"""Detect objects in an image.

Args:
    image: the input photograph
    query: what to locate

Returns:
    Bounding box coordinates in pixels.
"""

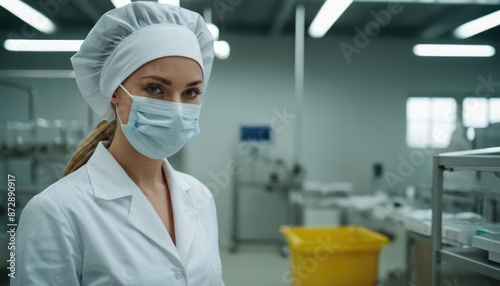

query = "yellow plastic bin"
[280,226,389,286]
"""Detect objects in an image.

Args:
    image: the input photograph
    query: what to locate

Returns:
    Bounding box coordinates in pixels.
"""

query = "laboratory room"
[1,0,500,285]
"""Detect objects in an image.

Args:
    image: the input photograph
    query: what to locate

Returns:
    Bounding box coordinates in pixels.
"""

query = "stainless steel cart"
[431,147,500,286]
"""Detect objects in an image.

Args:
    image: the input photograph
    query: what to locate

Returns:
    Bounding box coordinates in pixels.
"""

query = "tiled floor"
[220,244,401,286]
[221,244,290,286]
[220,242,494,286]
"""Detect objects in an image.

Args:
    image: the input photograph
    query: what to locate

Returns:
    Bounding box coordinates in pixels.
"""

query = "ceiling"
[0,0,499,42]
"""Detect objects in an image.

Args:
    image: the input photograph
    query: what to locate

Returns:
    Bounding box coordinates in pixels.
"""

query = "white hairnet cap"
[70,2,214,121]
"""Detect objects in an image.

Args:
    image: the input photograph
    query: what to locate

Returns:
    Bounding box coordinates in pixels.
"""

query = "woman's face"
[111,56,203,124]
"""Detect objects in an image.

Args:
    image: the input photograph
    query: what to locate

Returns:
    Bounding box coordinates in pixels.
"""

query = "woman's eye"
[145,85,163,95]
[185,89,201,99]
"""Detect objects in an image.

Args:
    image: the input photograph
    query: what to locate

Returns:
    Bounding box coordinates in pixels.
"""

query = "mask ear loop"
[116,105,125,126]
[119,84,134,100]
[115,84,134,126]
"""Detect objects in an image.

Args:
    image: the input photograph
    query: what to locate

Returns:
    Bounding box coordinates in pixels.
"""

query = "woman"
[12,2,224,285]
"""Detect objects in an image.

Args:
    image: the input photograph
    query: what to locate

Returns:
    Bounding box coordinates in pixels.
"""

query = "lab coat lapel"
[163,160,201,264]
[127,186,182,263]
[89,141,182,262]
[88,141,133,200]
[171,193,199,264]
[89,142,205,265]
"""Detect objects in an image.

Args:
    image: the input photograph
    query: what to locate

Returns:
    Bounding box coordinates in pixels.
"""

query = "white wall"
[185,35,500,245]
[1,35,499,245]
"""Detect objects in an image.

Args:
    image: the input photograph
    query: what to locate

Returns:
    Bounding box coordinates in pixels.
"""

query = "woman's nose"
[166,93,183,103]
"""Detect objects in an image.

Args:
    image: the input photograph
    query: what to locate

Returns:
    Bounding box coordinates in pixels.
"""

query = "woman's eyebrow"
[140,75,172,85]
[140,75,202,87]
[185,80,203,87]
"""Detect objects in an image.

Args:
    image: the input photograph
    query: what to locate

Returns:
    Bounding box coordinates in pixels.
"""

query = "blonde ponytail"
[63,119,117,176]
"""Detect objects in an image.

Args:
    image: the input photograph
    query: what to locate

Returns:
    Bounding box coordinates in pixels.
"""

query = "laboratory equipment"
[230,126,305,254]
[431,147,500,286]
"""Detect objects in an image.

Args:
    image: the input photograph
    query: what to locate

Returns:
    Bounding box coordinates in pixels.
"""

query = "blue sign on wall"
[240,126,271,142]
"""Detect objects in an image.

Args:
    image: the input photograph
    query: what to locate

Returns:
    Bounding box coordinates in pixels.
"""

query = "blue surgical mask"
[116,84,201,159]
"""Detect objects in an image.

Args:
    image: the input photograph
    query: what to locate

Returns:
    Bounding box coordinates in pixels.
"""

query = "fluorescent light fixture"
[413,44,495,57]
[454,10,500,39]
[308,0,353,38]
[4,39,83,52]
[206,23,219,41]
[214,40,230,60]
[111,0,130,8]
[0,0,56,34]
[158,0,180,6]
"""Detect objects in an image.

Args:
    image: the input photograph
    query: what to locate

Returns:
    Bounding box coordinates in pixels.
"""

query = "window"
[406,97,456,149]
[463,97,500,128]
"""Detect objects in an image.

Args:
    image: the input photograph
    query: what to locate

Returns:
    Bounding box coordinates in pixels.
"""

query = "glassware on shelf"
[4,122,16,153]
[0,123,6,153]
[35,118,51,153]
[9,121,36,154]
[52,119,67,152]
[66,120,86,151]
[2,118,88,156]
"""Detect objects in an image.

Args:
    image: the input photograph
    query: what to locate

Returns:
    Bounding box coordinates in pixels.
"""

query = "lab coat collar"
[88,141,133,200]
[88,141,194,200]
[162,153,211,212]
[87,141,204,264]
[162,157,190,193]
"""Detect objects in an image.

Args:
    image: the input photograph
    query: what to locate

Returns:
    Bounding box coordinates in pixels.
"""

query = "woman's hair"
[63,119,117,176]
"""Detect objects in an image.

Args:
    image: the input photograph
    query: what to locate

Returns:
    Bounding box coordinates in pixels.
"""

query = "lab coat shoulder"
[20,164,96,240]
[175,170,213,198]
[12,167,88,286]
[14,157,225,286]
[40,164,93,204]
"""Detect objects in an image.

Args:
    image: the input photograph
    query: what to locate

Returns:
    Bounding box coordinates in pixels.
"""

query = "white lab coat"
[11,141,224,286]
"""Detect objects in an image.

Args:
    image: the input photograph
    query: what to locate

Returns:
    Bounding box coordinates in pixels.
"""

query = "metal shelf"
[0,151,70,160]
[444,189,500,202]
[431,147,500,286]
[438,147,500,172]
[441,247,500,280]
[1,150,70,188]
[419,188,500,202]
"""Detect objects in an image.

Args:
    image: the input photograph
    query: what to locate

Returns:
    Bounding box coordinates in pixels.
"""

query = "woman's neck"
[107,126,165,193]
